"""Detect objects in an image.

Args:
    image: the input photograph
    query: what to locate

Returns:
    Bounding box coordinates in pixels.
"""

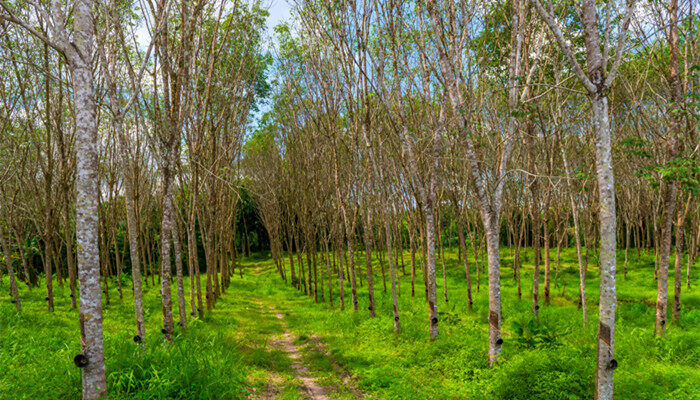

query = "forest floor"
[1,247,699,399]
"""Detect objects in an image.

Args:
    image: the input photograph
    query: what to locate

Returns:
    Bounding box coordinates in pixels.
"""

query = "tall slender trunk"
[515,213,524,298]
[287,236,296,287]
[654,0,682,336]
[386,208,400,334]
[624,220,630,279]
[65,220,77,308]
[635,222,641,261]
[363,212,375,317]
[424,187,439,341]
[188,211,204,318]
[70,1,107,393]
[591,93,617,400]
[673,197,691,322]
[484,218,502,366]
[656,183,676,336]
[470,229,480,293]
[114,115,146,340]
[531,206,541,317]
[409,230,416,297]
[346,229,357,310]
[172,218,187,329]
[325,240,333,306]
[337,237,345,310]
[44,240,55,311]
[0,228,21,311]
[687,230,696,289]
[561,140,587,322]
[399,229,406,275]
[555,230,563,287]
[99,211,110,306]
[438,218,448,303]
[298,242,306,293]
[456,219,473,311]
[159,159,176,341]
[544,211,551,304]
[11,227,31,289]
[113,231,123,299]
[656,0,682,336]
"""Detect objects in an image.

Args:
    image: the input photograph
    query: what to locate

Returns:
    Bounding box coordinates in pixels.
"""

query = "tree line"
[243,1,697,400]
[0,0,698,399]
[1,0,269,398]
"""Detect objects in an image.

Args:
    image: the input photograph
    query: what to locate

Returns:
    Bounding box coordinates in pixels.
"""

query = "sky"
[264,0,292,33]
[251,0,292,127]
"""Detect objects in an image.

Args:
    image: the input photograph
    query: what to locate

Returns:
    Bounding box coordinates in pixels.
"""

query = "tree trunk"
[424,187,439,341]
[70,1,108,393]
[656,181,676,336]
[438,217,448,303]
[160,165,175,341]
[0,227,21,311]
[188,182,204,318]
[385,208,400,334]
[410,230,416,297]
[65,221,77,308]
[561,139,587,322]
[44,241,55,312]
[337,238,345,311]
[673,197,691,322]
[624,220,630,279]
[484,219,502,366]
[456,219,473,311]
[687,230,695,289]
[591,93,617,400]
[531,206,541,317]
[11,227,31,289]
[544,211,551,304]
[172,218,187,329]
[515,213,524,298]
[363,212,375,318]
[113,114,146,339]
[657,0,683,334]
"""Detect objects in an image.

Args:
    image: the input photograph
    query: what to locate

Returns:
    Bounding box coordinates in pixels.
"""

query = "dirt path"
[248,300,332,400]
[270,308,330,400]
[247,268,366,400]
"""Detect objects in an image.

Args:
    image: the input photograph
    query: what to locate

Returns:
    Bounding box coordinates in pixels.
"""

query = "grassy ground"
[0,246,698,399]
[248,246,700,400]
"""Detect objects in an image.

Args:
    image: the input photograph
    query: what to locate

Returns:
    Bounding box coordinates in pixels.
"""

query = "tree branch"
[605,0,637,88]
[531,0,597,93]
[0,1,65,56]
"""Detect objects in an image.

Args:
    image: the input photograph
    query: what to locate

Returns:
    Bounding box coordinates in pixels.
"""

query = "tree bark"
[673,196,691,322]
[363,211,375,318]
[160,162,176,341]
[656,0,681,336]
[560,140,587,322]
[71,0,108,393]
[0,227,21,311]
[172,216,187,329]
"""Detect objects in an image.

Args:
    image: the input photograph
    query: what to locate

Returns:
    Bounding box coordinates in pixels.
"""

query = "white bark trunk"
[71,0,107,394]
[591,94,617,400]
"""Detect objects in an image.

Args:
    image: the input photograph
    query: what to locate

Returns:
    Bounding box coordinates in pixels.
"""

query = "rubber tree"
[533,0,636,398]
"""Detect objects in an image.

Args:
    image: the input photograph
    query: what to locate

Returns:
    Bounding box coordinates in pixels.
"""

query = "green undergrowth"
[0,275,255,399]
[1,246,698,399]
[245,246,700,400]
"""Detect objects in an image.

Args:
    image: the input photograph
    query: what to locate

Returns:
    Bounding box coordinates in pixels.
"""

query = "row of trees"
[0,0,697,399]
[243,1,698,400]
[0,0,269,398]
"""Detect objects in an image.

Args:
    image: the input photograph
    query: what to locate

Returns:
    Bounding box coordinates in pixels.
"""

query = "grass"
[247,246,700,400]
[0,246,698,399]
